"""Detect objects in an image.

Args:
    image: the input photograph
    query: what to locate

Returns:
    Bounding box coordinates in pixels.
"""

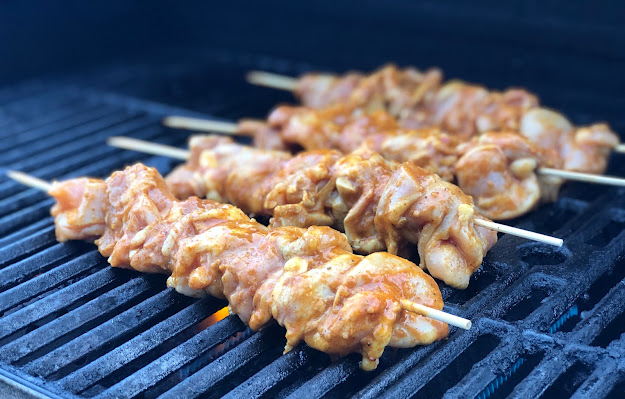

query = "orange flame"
[197,306,230,331]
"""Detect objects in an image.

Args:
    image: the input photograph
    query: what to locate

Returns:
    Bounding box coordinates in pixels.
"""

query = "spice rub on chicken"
[286,64,620,175]
[228,100,614,219]
[166,136,497,289]
[48,163,449,370]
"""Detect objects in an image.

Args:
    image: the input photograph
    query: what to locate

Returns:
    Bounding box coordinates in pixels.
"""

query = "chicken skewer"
[162,108,625,220]
[107,135,564,243]
[108,136,565,290]
[246,67,625,161]
[8,166,464,370]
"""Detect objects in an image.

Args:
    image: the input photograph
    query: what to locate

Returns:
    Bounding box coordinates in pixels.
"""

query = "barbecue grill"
[1,2,625,398]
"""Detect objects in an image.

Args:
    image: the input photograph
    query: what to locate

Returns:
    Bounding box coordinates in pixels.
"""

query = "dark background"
[1,0,624,131]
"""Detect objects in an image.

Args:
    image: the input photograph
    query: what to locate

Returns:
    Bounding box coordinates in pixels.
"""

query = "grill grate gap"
[446,264,501,305]
[605,377,625,399]
[538,361,592,398]
[207,346,286,399]
[590,307,625,348]
[521,198,587,236]
[0,104,118,156]
[504,288,551,322]
[558,258,625,333]
[412,334,501,399]
[0,96,92,139]
[0,199,55,238]
[59,298,221,396]
[95,316,247,399]
[588,217,625,247]
[518,244,568,266]
[475,352,544,399]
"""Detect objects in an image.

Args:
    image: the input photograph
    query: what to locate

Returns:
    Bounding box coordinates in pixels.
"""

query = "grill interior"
[2,33,625,399]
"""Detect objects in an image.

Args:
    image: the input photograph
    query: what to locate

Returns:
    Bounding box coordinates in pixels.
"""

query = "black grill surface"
[1,53,625,399]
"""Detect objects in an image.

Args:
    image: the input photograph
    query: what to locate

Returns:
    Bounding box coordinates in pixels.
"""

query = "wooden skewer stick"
[246,71,298,91]
[538,168,625,187]
[6,170,471,330]
[7,170,53,191]
[163,116,240,135]
[107,137,190,160]
[107,136,564,247]
[400,300,471,330]
[614,144,625,154]
[473,219,562,247]
[160,116,625,189]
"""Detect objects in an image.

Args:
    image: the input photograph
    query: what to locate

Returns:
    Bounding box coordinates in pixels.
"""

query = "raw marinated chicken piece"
[520,108,619,174]
[455,132,563,220]
[355,127,460,182]
[239,103,399,153]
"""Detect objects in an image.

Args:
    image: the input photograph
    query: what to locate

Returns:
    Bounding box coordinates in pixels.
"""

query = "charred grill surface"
[0,54,624,398]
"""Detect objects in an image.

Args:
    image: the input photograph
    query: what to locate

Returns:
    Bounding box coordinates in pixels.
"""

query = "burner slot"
[410,334,500,398]
[538,361,592,398]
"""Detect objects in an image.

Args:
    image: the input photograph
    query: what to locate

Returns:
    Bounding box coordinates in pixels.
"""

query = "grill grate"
[1,54,625,398]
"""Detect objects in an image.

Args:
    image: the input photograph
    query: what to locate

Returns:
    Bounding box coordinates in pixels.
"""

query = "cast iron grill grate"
[1,54,624,398]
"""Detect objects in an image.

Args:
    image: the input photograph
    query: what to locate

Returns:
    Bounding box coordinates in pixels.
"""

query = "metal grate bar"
[0,225,56,267]
[0,82,52,106]
[355,328,478,399]
[0,90,82,125]
[0,199,53,238]
[35,131,163,183]
[286,357,359,398]
[8,114,154,172]
[0,116,158,201]
[0,278,154,364]
[97,315,246,399]
[1,108,131,162]
[570,357,621,399]
[0,251,105,315]
[0,102,108,148]
[25,287,183,379]
[0,189,52,219]
[0,266,118,341]
[156,328,275,399]
[222,345,318,399]
[25,121,163,181]
[0,243,90,292]
[0,96,91,137]
[0,216,53,247]
[60,298,221,394]
[572,281,625,345]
